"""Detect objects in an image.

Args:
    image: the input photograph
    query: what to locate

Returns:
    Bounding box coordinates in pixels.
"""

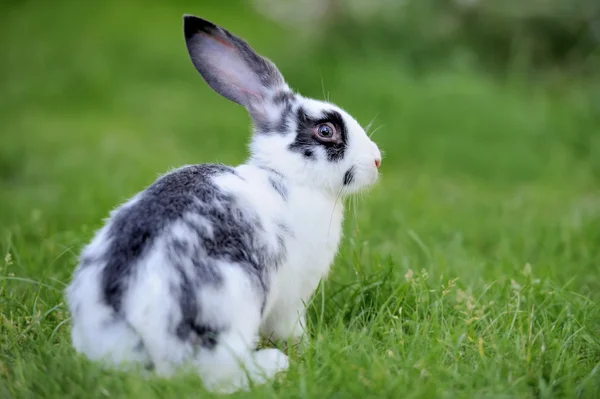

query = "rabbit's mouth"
[340,164,380,195]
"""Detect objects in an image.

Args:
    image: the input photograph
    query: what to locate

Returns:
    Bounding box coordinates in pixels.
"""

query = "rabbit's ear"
[183,15,286,123]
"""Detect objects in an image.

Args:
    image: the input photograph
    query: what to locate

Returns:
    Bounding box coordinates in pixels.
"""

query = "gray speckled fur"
[94,164,283,345]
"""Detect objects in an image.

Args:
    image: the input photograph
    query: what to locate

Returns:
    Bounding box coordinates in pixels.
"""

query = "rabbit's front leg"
[260,301,308,349]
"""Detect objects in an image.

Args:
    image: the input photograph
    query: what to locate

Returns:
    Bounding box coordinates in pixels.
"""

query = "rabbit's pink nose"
[375,159,381,168]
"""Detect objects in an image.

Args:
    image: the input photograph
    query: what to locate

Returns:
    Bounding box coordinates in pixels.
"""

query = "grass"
[1,0,599,398]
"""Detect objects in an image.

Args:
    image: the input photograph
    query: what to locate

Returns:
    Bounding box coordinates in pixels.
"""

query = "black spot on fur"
[274,221,292,265]
[276,104,293,133]
[303,149,314,159]
[132,339,154,370]
[343,167,355,186]
[193,324,220,349]
[258,165,284,177]
[80,254,96,267]
[134,339,145,353]
[289,107,348,161]
[272,90,295,106]
[276,221,293,236]
[176,321,220,350]
[259,165,290,201]
[269,176,288,200]
[254,91,295,134]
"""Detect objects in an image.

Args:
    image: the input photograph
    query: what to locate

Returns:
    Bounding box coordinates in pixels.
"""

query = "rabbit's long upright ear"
[183,15,286,123]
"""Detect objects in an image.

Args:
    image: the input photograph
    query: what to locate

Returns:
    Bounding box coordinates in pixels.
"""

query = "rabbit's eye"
[315,123,336,140]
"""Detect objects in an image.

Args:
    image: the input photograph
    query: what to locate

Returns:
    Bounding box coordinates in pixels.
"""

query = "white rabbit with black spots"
[66,14,382,393]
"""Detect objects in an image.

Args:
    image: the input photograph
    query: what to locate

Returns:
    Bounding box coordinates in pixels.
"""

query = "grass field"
[1,1,599,398]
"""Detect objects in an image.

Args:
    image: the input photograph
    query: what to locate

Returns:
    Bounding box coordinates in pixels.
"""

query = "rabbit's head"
[184,15,381,196]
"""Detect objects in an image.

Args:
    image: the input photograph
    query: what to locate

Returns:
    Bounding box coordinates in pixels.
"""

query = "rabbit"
[65,14,382,393]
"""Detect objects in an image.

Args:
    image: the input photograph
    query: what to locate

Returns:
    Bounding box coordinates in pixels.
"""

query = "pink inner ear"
[196,30,265,106]
[199,31,235,50]
[208,59,261,99]
[230,80,262,99]
[198,32,262,101]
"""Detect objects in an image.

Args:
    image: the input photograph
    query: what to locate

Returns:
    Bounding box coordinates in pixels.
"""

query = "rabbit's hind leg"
[191,264,289,393]
[67,265,151,371]
[125,261,288,392]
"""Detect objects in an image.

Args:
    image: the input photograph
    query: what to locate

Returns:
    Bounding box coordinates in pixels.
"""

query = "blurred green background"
[1,0,599,398]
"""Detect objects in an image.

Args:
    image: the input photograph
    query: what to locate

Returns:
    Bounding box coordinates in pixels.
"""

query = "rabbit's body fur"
[66,15,381,393]
[68,163,342,391]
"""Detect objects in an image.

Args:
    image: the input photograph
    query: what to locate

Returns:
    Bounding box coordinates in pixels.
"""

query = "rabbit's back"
[100,164,234,310]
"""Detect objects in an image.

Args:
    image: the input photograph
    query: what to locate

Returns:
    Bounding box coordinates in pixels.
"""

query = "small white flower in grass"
[404,269,413,281]
[523,263,532,276]
[510,279,522,291]
[456,288,467,303]
[413,359,430,378]
[4,252,12,266]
